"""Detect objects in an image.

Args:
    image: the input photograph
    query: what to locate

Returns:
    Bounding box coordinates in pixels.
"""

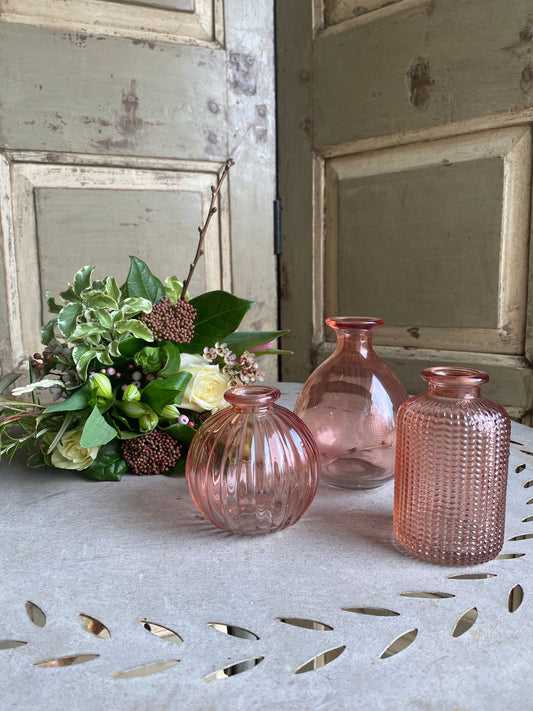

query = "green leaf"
[44,384,90,413]
[142,372,192,414]
[118,337,150,358]
[41,319,57,345]
[27,452,46,468]
[45,292,62,314]
[189,291,254,347]
[160,422,196,444]
[119,297,152,317]
[73,266,95,296]
[83,291,118,310]
[70,323,106,340]
[121,320,154,341]
[125,256,165,303]
[222,330,289,357]
[105,276,121,303]
[57,303,82,338]
[74,349,98,380]
[94,309,113,330]
[80,405,117,448]
[159,342,181,376]
[59,285,80,302]
[0,373,21,395]
[164,276,188,303]
[84,440,127,481]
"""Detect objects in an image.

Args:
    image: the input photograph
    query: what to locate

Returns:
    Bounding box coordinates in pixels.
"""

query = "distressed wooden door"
[278,0,533,420]
[0,1,277,376]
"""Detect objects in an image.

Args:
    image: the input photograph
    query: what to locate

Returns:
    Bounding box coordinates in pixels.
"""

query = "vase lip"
[421,366,489,385]
[326,316,384,331]
[224,385,281,406]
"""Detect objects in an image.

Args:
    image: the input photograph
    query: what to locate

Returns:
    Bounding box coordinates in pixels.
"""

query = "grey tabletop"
[1,382,532,711]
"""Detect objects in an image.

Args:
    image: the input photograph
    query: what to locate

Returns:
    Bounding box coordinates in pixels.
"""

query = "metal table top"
[1,383,532,710]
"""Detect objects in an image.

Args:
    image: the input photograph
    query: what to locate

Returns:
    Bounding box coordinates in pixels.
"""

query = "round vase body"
[294,317,407,489]
[186,386,319,535]
[393,367,511,565]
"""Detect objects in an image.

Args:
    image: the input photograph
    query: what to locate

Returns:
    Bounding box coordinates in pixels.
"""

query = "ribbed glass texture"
[393,367,511,565]
[294,317,407,489]
[186,386,320,535]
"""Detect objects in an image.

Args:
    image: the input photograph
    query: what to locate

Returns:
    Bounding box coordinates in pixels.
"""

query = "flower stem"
[180,158,234,298]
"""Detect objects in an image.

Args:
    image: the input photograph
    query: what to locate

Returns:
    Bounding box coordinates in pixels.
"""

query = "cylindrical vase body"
[294,317,407,489]
[394,367,511,565]
[186,386,319,535]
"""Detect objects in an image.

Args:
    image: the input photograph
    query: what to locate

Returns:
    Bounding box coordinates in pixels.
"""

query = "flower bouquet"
[0,161,288,480]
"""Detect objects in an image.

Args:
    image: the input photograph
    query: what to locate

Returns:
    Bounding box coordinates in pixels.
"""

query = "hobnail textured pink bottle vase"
[294,317,407,489]
[394,367,511,565]
[186,385,320,535]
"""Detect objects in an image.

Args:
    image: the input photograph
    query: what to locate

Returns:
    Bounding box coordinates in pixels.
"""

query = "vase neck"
[327,317,383,359]
[422,367,488,400]
[224,385,280,412]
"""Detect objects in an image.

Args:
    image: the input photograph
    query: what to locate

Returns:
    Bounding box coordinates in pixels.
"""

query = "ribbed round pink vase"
[394,367,511,565]
[294,317,407,489]
[186,385,319,535]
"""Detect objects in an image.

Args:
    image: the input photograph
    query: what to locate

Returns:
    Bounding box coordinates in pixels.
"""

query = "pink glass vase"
[186,385,319,535]
[393,367,511,565]
[294,317,407,489]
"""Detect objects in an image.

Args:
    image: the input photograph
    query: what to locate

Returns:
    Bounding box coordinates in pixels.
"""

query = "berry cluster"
[120,430,182,476]
[141,297,196,343]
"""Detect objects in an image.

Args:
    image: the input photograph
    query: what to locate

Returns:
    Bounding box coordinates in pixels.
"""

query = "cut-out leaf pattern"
[0,640,27,650]
[511,439,524,445]
[521,450,533,457]
[292,645,345,674]
[522,516,533,523]
[140,621,183,644]
[380,629,418,659]
[399,591,454,599]
[515,464,527,473]
[448,573,496,580]
[523,480,533,488]
[78,613,111,639]
[203,656,264,681]
[452,608,478,637]
[508,533,533,541]
[341,607,400,616]
[508,584,524,612]
[496,553,526,559]
[25,601,46,628]
[527,498,533,505]
[277,617,333,631]
[113,660,180,678]
[207,622,259,640]
[34,654,99,667]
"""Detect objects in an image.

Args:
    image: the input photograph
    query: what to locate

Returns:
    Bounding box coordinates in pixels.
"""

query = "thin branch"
[180,158,234,298]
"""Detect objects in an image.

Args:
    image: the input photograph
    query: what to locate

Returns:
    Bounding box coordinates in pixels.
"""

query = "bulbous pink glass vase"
[294,317,407,489]
[394,367,511,565]
[186,385,319,535]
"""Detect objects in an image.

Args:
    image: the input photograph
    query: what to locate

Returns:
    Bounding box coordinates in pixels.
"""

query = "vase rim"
[421,366,489,385]
[326,316,384,330]
[224,385,281,406]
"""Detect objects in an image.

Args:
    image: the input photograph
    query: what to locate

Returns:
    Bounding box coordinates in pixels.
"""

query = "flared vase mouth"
[326,316,384,332]
[224,385,281,408]
[421,367,489,387]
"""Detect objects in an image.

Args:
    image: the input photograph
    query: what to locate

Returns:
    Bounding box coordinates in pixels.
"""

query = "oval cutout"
[78,613,111,639]
[203,656,264,681]
[516,464,527,473]
[452,607,478,637]
[523,480,533,488]
[34,654,99,668]
[25,601,46,628]
[508,533,533,541]
[207,622,259,640]
[140,621,183,644]
[520,450,533,457]
[448,573,496,580]
[380,629,418,659]
[0,640,27,650]
[497,553,526,560]
[114,660,180,678]
[527,498,533,505]
[293,645,345,674]
[341,607,400,617]
[277,617,333,631]
[399,591,454,599]
[508,584,524,612]
[522,516,533,523]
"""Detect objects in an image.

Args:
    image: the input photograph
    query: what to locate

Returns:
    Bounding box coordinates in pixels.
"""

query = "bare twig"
[180,158,234,298]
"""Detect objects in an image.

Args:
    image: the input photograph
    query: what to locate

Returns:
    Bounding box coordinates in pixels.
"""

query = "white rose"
[179,353,231,413]
[51,427,99,471]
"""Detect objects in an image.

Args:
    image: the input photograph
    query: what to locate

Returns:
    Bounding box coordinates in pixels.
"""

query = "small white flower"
[11,379,63,396]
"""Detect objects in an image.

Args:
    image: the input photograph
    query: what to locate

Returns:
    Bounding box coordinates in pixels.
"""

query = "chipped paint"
[406,57,433,109]
[229,52,257,96]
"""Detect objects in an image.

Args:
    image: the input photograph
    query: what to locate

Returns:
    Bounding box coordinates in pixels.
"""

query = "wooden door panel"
[278,0,533,419]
